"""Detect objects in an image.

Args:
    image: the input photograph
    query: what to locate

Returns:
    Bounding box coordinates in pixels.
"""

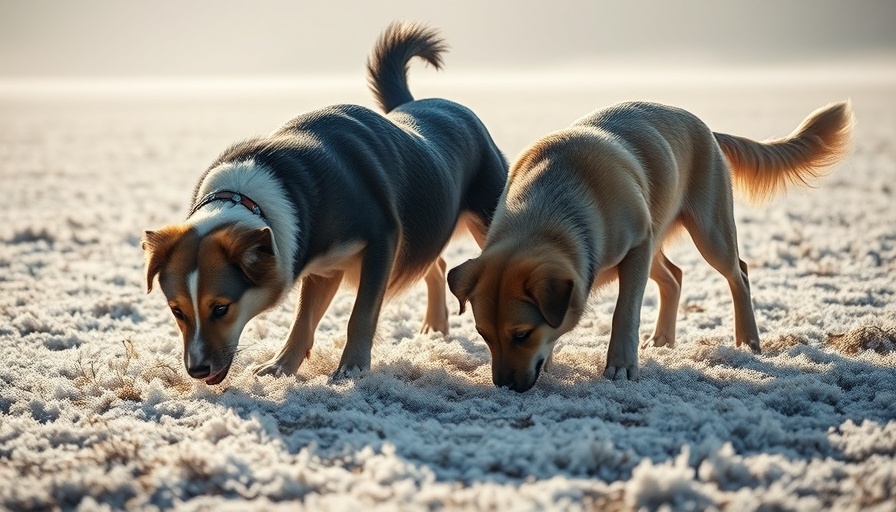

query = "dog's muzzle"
[495,357,545,393]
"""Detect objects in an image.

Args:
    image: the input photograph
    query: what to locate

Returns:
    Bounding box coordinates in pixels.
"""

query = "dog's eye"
[171,307,186,320]
[511,330,532,344]
[211,304,230,319]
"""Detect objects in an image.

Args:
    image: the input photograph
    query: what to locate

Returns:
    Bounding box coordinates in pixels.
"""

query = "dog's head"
[142,223,285,384]
[448,245,580,392]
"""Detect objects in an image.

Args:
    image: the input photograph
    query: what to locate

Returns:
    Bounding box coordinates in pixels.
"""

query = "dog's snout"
[187,364,211,379]
[512,380,535,393]
[494,370,541,393]
[492,369,512,390]
[493,374,528,393]
[186,341,212,379]
[502,380,533,393]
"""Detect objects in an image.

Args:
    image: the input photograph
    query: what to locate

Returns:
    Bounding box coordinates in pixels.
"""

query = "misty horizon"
[2,0,895,80]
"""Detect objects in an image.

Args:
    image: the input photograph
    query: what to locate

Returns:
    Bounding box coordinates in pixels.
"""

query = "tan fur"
[449,100,854,391]
[716,101,854,202]
[142,224,194,294]
[143,224,285,384]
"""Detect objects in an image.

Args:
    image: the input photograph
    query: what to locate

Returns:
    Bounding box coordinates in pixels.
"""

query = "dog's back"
[495,102,712,267]
[366,20,507,202]
[508,100,853,246]
[570,100,853,208]
[364,21,508,284]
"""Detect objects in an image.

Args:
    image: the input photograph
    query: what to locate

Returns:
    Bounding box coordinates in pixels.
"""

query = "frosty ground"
[1,76,895,510]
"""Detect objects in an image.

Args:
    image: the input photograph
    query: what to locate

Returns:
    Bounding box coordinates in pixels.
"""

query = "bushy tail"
[714,101,854,202]
[367,21,447,113]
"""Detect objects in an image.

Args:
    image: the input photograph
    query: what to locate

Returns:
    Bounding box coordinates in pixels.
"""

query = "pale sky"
[1,0,894,78]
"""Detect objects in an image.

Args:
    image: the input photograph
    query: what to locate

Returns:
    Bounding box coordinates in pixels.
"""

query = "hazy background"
[2,5,895,507]
[2,0,895,80]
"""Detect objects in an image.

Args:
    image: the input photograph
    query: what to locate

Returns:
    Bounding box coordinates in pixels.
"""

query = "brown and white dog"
[448,100,853,391]
[142,21,507,384]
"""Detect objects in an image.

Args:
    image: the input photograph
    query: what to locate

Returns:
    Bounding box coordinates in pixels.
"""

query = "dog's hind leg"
[254,272,344,377]
[641,252,682,349]
[730,259,761,354]
[683,170,762,354]
[421,257,449,334]
[464,214,489,248]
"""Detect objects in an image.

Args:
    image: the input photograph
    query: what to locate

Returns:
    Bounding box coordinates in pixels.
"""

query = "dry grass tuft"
[114,339,141,401]
[583,489,627,512]
[762,333,808,352]
[142,362,194,393]
[116,382,142,402]
[827,325,896,355]
[72,338,196,407]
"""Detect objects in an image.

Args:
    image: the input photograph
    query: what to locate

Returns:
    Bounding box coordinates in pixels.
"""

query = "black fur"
[186,21,508,374]
[367,21,447,113]
[195,98,507,285]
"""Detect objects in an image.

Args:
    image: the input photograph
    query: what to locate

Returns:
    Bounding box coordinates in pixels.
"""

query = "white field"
[1,74,895,511]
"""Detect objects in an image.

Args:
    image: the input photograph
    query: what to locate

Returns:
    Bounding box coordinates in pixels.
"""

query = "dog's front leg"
[255,272,344,377]
[604,242,653,381]
[334,241,396,377]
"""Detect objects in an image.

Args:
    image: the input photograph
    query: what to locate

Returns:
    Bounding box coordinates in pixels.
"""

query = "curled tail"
[367,21,447,113]
[714,101,855,202]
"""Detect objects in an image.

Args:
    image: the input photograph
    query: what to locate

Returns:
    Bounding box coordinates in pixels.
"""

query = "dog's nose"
[494,372,537,393]
[187,364,211,379]
[493,374,517,391]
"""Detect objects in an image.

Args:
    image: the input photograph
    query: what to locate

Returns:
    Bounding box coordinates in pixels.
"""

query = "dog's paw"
[253,358,300,378]
[332,349,371,381]
[736,337,762,355]
[330,364,366,382]
[420,318,449,335]
[640,334,675,350]
[603,364,640,381]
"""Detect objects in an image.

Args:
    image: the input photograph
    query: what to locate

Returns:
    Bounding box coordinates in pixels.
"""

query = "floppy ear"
[526,265,575,328]
[223,226,278,285]
[141,225,189,293]
[447,258,483,314]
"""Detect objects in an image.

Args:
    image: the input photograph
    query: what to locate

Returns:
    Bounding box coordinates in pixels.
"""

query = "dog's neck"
[190,190,267,222]
[189,160,303,284]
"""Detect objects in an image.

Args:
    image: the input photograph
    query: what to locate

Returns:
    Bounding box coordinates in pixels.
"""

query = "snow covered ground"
[1,76,895,510]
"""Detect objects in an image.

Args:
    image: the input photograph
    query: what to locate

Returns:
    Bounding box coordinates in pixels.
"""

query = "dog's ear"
[447,258,483,314]
[526,265,575,328]
[223,226,279,286]
[141,225,188,293]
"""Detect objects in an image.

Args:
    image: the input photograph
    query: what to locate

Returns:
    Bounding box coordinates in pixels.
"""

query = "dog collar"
[190,191,266,221]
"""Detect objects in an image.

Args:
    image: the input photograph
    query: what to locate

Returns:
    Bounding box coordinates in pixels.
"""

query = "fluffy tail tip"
[724,99,855,203]
[366,20,447,113]
[797,99,855,165]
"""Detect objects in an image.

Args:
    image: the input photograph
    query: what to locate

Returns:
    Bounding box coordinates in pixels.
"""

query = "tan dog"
[142,22,507,384]
[448,100,853,391]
